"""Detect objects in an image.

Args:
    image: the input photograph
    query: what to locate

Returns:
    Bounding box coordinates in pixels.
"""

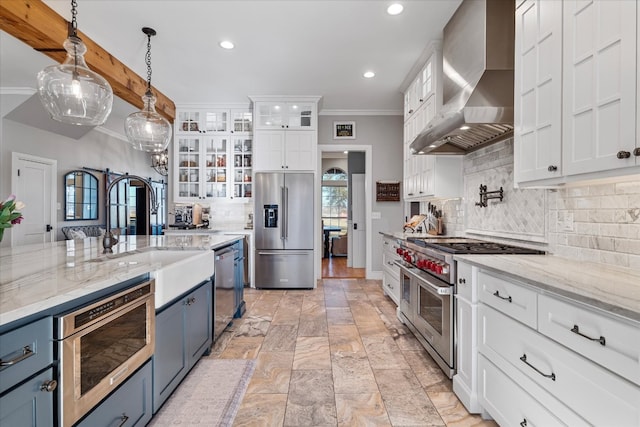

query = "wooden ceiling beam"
[0,0,176,122]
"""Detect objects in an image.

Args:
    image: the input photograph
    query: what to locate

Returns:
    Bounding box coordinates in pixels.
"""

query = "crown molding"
[319,109,402,116]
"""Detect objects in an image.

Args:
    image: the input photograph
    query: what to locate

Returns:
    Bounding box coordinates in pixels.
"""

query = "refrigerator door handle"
[284,186,289,239]
[280,186,286,240]
[257,251,311,256]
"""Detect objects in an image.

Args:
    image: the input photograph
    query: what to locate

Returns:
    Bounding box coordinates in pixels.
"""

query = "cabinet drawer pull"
[117,413,129,427]
[520,419,527,427]
[520,354,555,381]
[386,283,394,289]
[570,324,606,346]
[617,150,631,159]
[40,380,57,392]
[493,290,512,303]
[185,297,196,306]
[634,148,640,157]
[0,345,34,366]
[547,165,557,172]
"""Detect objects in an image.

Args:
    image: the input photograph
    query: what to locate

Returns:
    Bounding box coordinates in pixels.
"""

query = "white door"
[350,174,365,268]
[11,153,57,246]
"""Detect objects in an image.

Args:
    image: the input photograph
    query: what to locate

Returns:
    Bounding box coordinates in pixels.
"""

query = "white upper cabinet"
[251,96,320,172]
[253,130,316,171]
[402,42,458,200]
[562,0,637,176]
[515,0,640,186]
[254,101,317,130]
[174,106,253,201]
[514,0,563,183]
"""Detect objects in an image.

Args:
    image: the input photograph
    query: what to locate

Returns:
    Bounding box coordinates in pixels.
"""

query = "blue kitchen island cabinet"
[77,361,152,427]
[0,317,54,427]
[153,280,213,413]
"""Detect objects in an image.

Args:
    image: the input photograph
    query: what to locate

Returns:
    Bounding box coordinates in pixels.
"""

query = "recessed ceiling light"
[460,125,470,130]
[219,40,234,49]
[428,144,437,148]
[343,151,349,154]
[363,71,375,78]
[387,3,404,15]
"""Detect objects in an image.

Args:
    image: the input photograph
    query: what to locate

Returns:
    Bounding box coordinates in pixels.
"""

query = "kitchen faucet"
[103,174,158,253]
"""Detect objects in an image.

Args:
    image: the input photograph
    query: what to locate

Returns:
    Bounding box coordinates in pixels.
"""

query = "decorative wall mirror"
[65,170,99,220]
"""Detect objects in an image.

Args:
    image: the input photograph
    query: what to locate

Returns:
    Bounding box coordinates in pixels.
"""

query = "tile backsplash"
[418,138,640,268]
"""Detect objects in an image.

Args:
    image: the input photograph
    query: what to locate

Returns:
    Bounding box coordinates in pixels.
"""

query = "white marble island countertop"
[0,234,243,328]
[454,254,640,323]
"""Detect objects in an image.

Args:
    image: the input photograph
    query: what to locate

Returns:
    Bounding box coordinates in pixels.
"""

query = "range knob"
[434,264,443,274]
[396,248,404,256]
[417,259,427,268]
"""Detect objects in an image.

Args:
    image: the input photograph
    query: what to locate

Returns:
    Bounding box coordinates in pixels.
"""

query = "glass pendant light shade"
[37,36,113,126]
[125,27,172,153]
[125,92,172,152]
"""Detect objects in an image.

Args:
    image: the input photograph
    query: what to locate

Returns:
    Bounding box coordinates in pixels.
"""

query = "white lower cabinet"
[478,355,583,427]
[453,261,483,413]
[537,294,640,386]
[475,276,640,427]
[381,235,401,305]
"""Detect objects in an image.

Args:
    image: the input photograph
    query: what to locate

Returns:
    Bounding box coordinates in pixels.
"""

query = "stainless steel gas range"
[394,237,543,378]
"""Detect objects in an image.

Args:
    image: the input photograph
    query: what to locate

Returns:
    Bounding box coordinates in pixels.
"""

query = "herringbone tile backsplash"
[463,139,546,243]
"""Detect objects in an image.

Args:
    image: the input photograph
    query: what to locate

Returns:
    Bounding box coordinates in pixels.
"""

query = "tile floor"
[208,278,498,427]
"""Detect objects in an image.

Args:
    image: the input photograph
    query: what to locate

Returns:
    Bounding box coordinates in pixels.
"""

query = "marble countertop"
[0,234,243,327]
[455,254,640,323]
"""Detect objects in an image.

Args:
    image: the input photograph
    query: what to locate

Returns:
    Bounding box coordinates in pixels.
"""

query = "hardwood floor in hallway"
[322,256,366,278]
[208,279,498,426]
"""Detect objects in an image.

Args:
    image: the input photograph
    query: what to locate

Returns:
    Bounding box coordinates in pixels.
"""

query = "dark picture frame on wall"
[333,121,356,139]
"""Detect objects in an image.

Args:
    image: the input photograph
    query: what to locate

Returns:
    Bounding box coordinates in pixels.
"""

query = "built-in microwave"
[56,280,155,427]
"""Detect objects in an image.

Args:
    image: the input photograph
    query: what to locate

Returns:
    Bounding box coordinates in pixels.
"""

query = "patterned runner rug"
[149,358,256,427]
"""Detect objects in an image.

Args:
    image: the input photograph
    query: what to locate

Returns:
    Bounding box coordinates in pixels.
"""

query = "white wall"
[0,93,165,244]
[318,115,404,271]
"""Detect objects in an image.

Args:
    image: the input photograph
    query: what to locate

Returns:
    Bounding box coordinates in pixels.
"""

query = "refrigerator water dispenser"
[264,204,278,228]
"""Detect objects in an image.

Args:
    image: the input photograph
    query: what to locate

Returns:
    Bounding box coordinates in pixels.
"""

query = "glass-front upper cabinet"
[204,137,228,198]
[231,109,253,133]
[232,137,252,199]
[176,109,229,134]
[175,105,253,202]
[176,136,201,199]
[254,101,317,130]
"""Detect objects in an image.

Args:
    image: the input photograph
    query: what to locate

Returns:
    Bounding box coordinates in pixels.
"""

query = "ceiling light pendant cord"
[145,31,153,105]
[70,0,79,76]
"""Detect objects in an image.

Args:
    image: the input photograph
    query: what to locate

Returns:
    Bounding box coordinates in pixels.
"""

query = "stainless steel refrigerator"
[254,172,314,289]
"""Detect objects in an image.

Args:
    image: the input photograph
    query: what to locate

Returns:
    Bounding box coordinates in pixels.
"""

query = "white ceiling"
[1,0,462,114]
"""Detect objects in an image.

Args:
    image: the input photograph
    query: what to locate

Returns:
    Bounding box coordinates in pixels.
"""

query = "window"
[322,167,348,232]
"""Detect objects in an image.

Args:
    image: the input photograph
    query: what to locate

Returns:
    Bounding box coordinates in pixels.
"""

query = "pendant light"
[151,149,169,176]
[37,0,113,126]
[124,27,172,153]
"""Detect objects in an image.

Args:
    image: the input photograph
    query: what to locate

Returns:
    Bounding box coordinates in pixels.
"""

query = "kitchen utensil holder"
[475,184,504,208]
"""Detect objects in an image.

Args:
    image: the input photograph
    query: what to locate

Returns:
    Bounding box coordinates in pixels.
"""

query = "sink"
[107,248,215,309]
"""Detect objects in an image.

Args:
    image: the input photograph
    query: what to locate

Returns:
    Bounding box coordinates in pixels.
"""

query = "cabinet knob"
[458,278,466,284]
[117,414,130,427]
[547,165,557,172]
[40,380,57,392]
[617,150,631,159]
[419,99,424,103]
[634,148,640,157]
[408,109,414,114]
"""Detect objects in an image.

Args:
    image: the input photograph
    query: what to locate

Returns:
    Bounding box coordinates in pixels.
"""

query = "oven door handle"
[396,262,452,295]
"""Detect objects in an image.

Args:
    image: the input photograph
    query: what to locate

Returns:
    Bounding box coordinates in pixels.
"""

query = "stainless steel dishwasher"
[214,246,237,341]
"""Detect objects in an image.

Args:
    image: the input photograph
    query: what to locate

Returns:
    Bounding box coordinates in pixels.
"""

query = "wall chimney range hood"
[410,0,515,155]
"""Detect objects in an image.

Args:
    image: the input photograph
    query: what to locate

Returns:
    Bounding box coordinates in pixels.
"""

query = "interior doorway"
[318,147,370,279]
[10,152,57,246]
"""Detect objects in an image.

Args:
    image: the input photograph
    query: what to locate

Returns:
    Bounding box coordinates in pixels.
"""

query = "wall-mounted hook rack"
[475,184,504,208]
